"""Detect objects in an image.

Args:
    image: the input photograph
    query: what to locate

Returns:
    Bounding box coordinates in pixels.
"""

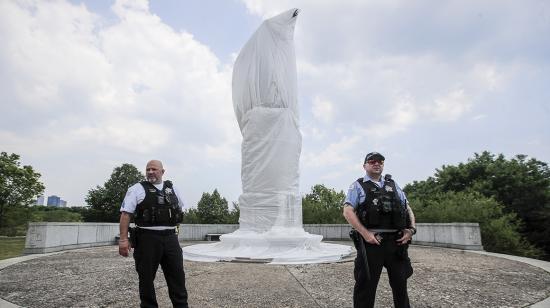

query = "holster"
[397,243,413,278]
[349,229,370,281]
[128,227,137,248]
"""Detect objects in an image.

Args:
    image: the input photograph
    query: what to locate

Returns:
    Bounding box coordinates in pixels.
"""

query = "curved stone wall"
[24,222,483,254]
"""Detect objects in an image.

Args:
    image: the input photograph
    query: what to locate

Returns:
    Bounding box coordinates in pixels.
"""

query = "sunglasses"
[366,160,384,165]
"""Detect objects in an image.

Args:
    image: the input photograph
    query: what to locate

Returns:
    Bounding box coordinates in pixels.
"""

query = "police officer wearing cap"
[343,152,416,308]
[119,160,188,308]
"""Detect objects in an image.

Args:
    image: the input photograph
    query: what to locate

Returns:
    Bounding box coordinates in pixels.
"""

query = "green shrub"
[0,206,31,236]
[0,205,83,236]
[409,191,541,258]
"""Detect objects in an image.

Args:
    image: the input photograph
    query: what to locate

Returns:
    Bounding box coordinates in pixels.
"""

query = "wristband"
[409,227,416,235]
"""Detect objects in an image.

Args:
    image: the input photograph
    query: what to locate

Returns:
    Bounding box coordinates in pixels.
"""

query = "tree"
[85,163,144,222]
[405,151,550,259]
[184,199,239,224]
[196,189,230,224]
[182,208,201,224]
[302,184,347,224]
[226,202,240,224]
[0,152,44,233]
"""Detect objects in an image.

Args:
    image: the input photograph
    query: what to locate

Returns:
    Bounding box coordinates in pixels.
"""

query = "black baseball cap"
[364,152,385,164]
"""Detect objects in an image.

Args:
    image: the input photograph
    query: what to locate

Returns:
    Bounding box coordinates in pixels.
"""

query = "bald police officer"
[119,160,188,308]
[343,152,416,308]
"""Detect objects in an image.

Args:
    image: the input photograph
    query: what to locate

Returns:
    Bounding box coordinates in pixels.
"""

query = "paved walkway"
[1,242,549,307]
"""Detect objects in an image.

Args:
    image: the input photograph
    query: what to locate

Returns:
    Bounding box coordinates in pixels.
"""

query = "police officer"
[119,160,188,308]
[343,152,416,308]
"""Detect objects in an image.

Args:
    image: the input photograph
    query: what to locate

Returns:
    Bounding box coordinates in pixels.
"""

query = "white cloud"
[72,118,171,153]
[0,0,237,146]
[239,0,295,19]
[430,89,471,122]
[0,0,239,205]
[471,114,487,121]
[311,96,335,124]
[1,1,105,109]
[302,135,360,168]
[364,94,419,139]
[1,0,549,206]
[472,63,502,91]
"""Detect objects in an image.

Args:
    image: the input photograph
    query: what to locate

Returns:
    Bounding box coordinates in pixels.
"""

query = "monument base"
[182,228,353,264]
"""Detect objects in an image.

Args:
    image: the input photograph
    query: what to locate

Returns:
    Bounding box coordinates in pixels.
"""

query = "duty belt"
[368,228,399,233]
[137,228,176,235]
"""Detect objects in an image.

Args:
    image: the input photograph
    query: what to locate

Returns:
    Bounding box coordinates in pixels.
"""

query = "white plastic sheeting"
[182,8,351,264]
[182,229,351,264]
[238,108,302,231]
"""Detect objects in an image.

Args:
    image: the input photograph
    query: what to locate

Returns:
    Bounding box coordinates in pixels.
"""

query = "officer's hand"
[118,239,131,257]
[362,230,380,245]
[397,229,412,245]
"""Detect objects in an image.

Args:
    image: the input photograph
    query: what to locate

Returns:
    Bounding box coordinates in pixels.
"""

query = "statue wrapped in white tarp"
[233,7,302,232]
[182,8,351,264]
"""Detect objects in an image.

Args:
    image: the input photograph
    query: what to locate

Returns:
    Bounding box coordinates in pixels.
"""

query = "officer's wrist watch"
[408,227,417,235]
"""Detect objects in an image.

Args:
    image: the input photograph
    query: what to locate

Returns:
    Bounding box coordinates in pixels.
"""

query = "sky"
[1,0,549,208]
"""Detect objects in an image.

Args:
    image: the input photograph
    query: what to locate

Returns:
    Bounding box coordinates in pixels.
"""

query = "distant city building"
[35,195,45,206]
[48,196,57,205]
[45,195,68,207]
[47,195,60,206]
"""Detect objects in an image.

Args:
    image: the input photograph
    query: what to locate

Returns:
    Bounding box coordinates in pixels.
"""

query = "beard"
[147,176,159,184]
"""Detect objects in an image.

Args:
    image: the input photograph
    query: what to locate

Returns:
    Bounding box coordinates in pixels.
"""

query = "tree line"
[1,151,549,259]
[403,151,549,259]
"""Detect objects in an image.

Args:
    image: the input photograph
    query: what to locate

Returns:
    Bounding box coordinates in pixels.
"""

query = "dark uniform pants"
[354,233,412,308]
[133,229,188,308]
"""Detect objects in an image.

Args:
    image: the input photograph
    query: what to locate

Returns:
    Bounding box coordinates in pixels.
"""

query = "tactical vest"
[356,175,408,230]
[134,180,183,227]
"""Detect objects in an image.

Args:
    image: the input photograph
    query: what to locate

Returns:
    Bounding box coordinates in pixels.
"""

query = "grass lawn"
[0,237,25,260]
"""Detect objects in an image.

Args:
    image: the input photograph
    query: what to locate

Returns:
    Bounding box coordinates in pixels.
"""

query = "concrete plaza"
[1,241,549,307]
